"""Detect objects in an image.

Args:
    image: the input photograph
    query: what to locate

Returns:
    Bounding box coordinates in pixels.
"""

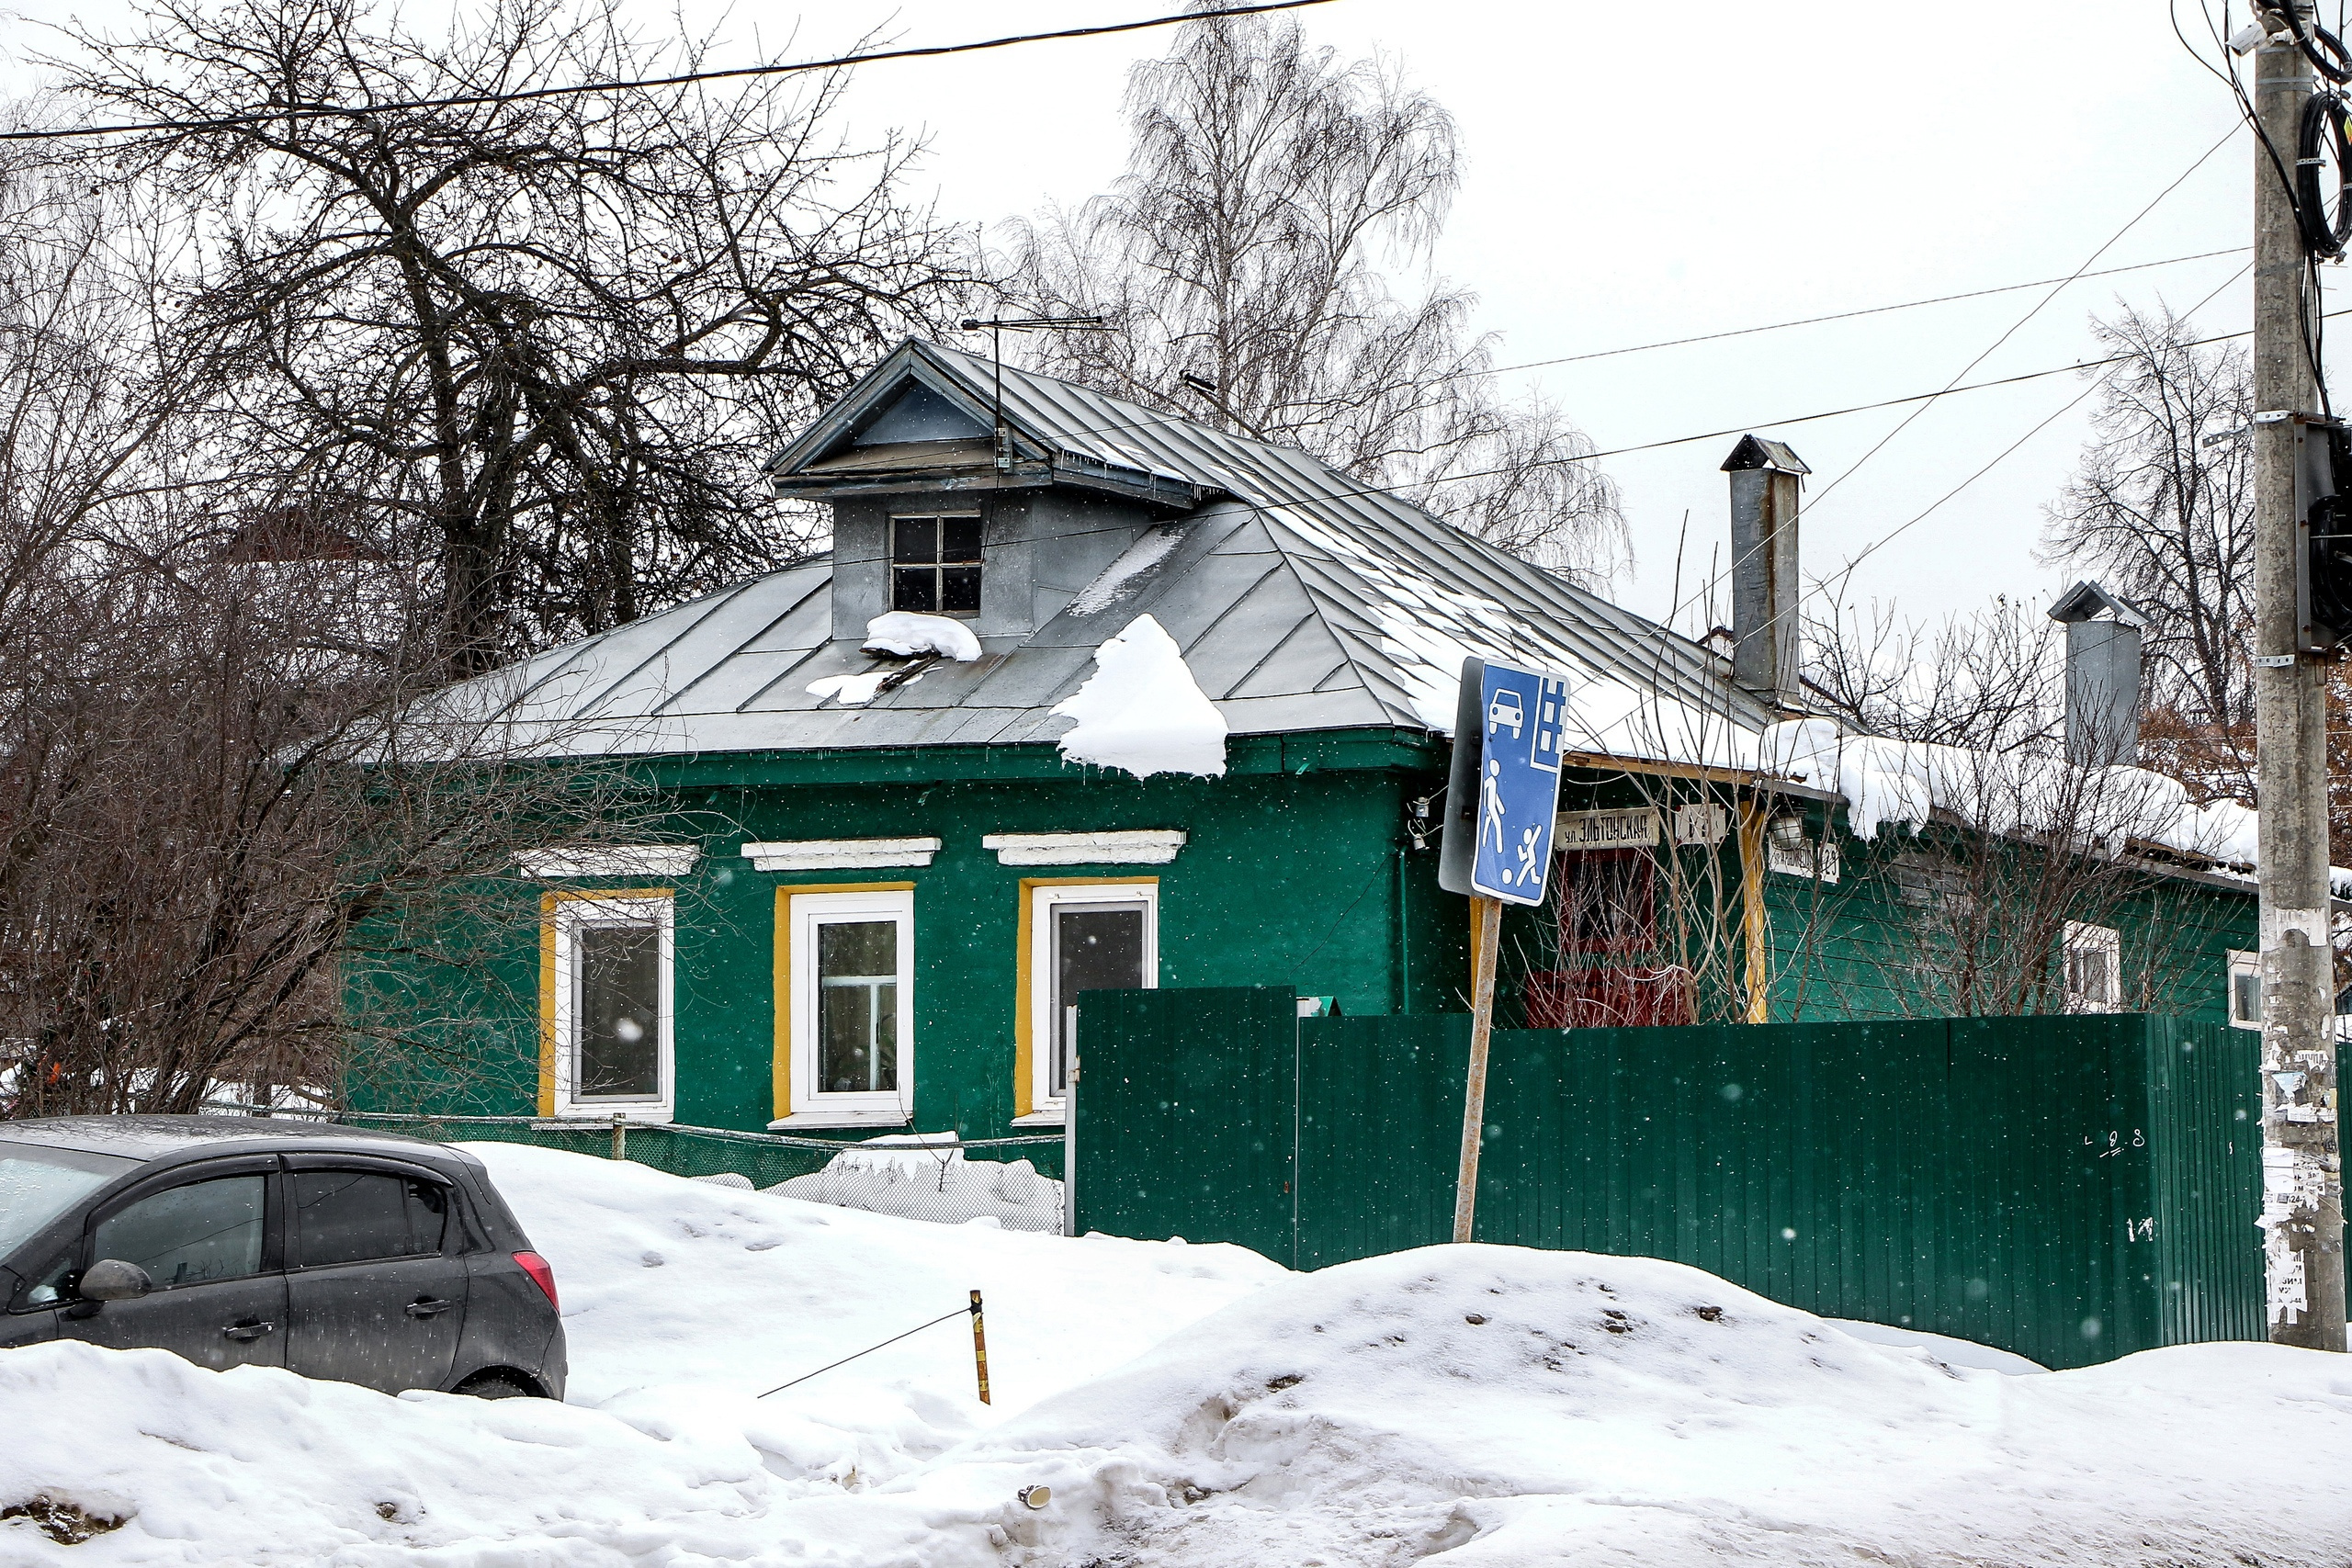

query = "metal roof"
[427,340,1776,767]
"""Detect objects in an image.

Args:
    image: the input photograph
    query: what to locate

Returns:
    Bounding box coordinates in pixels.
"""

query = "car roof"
[0,1115,473,1167]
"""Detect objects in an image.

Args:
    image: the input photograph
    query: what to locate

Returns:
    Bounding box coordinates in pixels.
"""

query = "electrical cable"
[0,0,1341,143]
[1790,123,2242,523]
[2299,92,2352,257]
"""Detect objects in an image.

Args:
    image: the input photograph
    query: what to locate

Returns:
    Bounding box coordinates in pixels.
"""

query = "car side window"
[22,1250,76,1307]
[291,1171,447,1268]
[89,1175,268,1289]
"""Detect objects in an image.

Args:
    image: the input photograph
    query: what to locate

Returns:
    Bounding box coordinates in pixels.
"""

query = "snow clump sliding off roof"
[862,611,982,662]
[1762,716,2262,867]
[1050,613,1228,779]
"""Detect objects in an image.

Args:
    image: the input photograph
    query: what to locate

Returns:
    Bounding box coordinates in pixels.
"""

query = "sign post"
[1435,656,1570,1243]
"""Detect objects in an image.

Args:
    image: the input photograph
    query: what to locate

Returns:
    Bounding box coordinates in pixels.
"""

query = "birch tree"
[1000,10,1625,584]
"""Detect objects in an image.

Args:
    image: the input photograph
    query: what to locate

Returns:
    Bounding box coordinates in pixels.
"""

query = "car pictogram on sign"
[1487,690,1524,739]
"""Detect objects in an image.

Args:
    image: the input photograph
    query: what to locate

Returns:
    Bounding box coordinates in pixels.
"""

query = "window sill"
[768,1111,910,1130]
[537,1109,674,1127]
[1010,1110,1066,1128]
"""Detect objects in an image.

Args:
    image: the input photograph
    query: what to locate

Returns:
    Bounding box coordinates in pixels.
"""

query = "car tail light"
[512,1251,559,1311]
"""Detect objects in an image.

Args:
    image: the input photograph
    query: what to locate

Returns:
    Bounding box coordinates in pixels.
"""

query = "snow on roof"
[1763,718,2262,870]
[409,340,1772,767]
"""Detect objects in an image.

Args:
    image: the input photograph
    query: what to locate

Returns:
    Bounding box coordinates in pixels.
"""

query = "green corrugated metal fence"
[1072,990,2265,1369]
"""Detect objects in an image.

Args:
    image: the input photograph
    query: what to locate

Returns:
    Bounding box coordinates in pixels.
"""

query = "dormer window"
[890,514,982,615]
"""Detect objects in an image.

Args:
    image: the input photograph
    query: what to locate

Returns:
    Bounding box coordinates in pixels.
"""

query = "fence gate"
[1071,987,2266,1370]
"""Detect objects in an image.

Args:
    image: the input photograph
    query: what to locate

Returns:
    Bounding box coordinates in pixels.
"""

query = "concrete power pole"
[2253,3,2346,1351]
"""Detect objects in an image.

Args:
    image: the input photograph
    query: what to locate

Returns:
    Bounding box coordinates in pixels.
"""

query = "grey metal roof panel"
[424,339,1779,767]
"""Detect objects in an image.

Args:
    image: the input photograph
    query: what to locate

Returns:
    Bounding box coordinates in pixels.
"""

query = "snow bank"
[1762,716,2262,864]
[478,1145,1275,1475]
[1049,613,1228,778]
[772,1137,1063,1233]
[905,1245,2352,1567]
[0,1149,1283,1564]
[0,1340,775,1562]
[15,1156,2351,1566]
[863,611,981,662]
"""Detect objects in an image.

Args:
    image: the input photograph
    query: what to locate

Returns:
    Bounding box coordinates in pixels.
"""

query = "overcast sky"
[1,0,2293,637]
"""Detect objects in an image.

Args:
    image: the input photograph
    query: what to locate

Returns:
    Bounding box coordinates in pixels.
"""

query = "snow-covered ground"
[6,1146,2351,1566]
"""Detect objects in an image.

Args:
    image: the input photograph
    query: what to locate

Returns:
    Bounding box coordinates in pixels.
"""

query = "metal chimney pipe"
[2046,581,2145,766]
[1721,434,1810,708]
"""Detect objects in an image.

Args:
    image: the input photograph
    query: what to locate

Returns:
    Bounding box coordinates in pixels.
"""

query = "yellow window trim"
[537,887,673,1119]
[1014,875,1159,1119]
[772,881,919,1122]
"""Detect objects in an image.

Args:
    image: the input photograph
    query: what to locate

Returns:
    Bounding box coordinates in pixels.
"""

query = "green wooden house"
[379,341,2262,1141]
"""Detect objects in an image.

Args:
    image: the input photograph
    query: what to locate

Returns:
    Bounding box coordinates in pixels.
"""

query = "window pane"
[891,517,936,564]
[578,921,660,1099]
[891,567,938,614]
[939,516,982,562]
[0,1143,130,1260]
[93,1176,266,1288]
[940,566,982,615]
[2235,968,2262,1022]
[293,1170,421,1267]
[819,919,899,1094]
[1054,906,1145,1097]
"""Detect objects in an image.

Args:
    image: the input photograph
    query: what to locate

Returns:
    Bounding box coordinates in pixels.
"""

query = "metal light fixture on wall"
[1767,811,1808,852]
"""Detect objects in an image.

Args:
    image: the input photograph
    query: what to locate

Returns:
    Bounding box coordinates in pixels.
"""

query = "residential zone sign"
[1437,656,1570,907]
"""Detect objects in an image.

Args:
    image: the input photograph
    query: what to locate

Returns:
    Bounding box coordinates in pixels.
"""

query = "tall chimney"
[2047,580,2146,766]
[1721,434,1809,708]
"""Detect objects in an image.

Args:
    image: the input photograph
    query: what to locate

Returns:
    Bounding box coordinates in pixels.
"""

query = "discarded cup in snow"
[1018,1485,1051,1510]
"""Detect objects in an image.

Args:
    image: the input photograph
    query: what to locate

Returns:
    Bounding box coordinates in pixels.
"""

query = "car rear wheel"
[453,1371,539,1400]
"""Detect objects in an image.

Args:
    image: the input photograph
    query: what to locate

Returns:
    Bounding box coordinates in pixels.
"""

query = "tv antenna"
[958,315,1104,472]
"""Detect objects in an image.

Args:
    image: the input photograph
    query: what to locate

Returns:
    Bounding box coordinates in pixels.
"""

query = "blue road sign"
[1469,659,1570,905]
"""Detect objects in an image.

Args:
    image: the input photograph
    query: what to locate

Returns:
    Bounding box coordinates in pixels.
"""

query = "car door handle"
[221,1319,276,1341]
[404,1298,458,1318]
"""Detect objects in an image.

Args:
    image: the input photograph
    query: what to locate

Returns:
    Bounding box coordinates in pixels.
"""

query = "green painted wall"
[353,732,2260,1137]
[357,731,1451,1138]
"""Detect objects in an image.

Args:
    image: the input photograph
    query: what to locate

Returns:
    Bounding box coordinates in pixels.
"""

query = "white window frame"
[783,888,915,1128]
[2064,920,2123,1014]
[2227,949,2261,1031]
[550,894,674,1122]
[1024,883,1159,1123]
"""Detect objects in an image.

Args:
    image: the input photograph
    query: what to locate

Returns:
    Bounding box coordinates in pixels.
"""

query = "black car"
[0,1116,565,1398]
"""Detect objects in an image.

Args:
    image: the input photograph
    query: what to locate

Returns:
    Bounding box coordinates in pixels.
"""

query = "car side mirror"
[79,1259,153,1302]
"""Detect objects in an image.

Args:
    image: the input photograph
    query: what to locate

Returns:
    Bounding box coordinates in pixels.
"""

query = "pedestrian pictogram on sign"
[1450,658,1569,906]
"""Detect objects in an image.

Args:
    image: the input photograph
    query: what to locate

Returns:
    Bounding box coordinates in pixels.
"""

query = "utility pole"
[2252,1,2346,1351]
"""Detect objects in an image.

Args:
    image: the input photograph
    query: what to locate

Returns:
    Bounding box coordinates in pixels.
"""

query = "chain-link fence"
[201,1105,1069,1233]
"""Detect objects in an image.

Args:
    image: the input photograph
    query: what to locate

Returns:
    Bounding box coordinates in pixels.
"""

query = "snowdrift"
[917,1245,2352,1567]
[770,1139,1063,1232]
[6,1150,2350,1566]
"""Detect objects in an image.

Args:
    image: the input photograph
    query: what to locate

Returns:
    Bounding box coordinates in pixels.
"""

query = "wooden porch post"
[1736,800,1770,1024]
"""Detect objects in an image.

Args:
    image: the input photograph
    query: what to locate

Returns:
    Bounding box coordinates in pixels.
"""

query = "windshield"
[0,1141,134,1260]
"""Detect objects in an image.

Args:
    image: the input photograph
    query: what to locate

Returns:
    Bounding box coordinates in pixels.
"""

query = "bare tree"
[2043,306,2255,798]
[53,0,967,674]
[998,11,1625,583]
[1804,596,2064,753]
[0,142,681,1118]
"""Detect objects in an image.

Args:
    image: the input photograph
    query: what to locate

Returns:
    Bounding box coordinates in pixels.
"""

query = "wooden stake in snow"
[970,1289,992,1405]
[1454,896,1502,1244]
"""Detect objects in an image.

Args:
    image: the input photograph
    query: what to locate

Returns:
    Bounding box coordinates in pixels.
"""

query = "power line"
[0,0,1341,143]
[1452,246,2250,385]
[1795,120,2244,522]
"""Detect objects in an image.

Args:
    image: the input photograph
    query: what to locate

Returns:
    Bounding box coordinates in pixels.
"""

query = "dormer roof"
[766,338,1218,511]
